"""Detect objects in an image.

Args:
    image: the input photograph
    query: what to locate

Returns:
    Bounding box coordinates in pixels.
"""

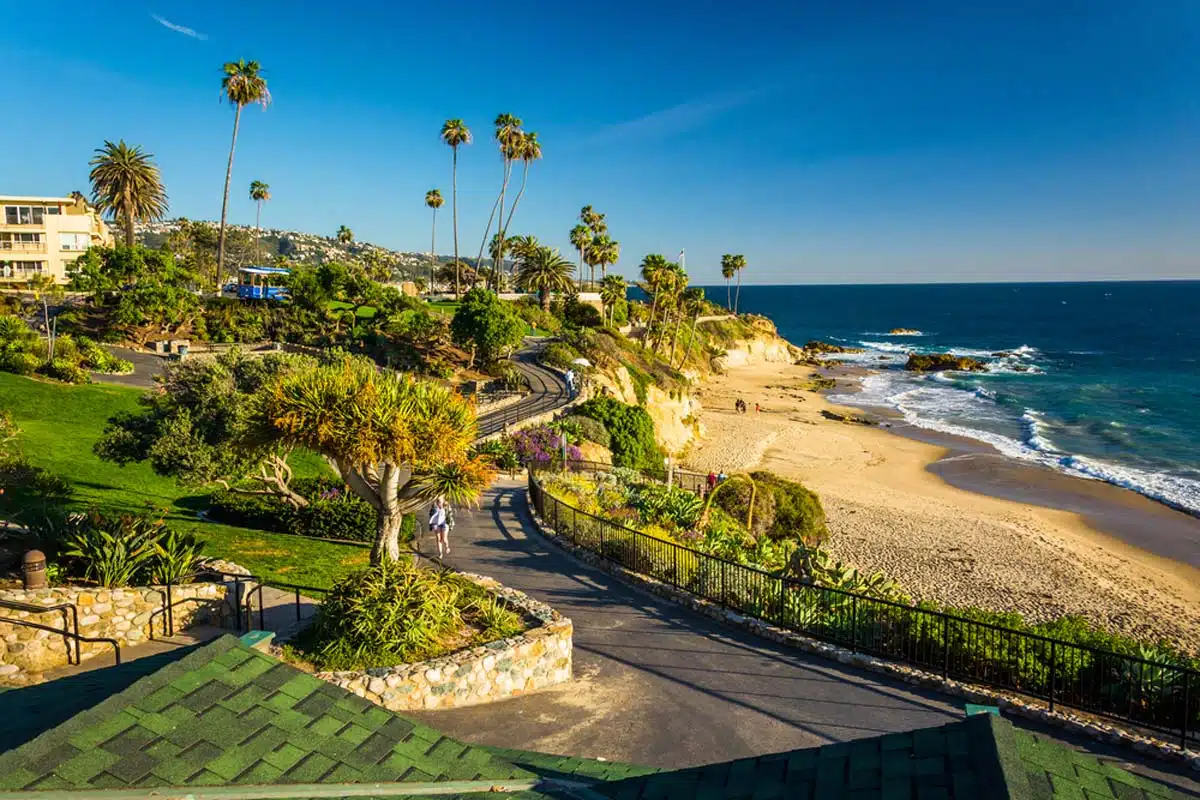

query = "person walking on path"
[706,471,718,497]
[429,497,449,559]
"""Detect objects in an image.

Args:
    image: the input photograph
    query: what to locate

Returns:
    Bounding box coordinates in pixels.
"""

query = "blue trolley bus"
[236,266,290,301]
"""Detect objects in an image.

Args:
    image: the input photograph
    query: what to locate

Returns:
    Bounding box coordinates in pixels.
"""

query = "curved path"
[413,479,961,767]
[410,481,1200,792]
[475,342,573,439]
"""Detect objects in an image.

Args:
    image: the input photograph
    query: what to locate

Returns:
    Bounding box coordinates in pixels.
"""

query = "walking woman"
[429,497,450,559]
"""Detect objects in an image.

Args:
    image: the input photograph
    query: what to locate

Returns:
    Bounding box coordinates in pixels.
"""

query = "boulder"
[820,409,875,425]
[802,340,862,355]
[904,354,987,372]
[888,328,921,335]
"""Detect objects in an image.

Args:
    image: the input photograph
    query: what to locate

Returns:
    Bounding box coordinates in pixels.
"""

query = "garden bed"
[278,573,572,711]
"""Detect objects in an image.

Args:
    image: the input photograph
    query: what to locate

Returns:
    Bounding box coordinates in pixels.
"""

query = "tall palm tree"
[516,246,575,312]
[424,189,443,293]
[569,224,590,282]
[476,115,523,290]
[487,233,510,289]
[677,286,707,369]
[217,59,271,292]
[88,140,169,248]
[732,253,747,314]
[507,234,539,288]
[720,254,736,311]
[663,264,689,357]
[639,254,671,338]
[500,132,542,241]
[440,119,472,298]
[596,237,619,284]
[581,205,607,235]
[599,274,627,327]
[249,180,271,263]
[337,225,353,245]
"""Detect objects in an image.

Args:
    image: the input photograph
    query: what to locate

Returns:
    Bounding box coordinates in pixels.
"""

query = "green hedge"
[207,477,408,544]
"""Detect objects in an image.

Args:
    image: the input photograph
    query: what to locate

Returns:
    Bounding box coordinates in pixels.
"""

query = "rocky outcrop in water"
[904,353,987,372]
[803,340,863,355]
[820,409,876,425]
[888,328,922,335]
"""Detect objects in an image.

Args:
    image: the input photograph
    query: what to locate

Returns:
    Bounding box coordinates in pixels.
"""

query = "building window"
[45,206,60,215]
[0,232,43,251]
[3,206,47,225]
[59,233,89,251]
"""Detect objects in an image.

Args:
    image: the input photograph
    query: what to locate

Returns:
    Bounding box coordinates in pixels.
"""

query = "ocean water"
[707,282,1200,515]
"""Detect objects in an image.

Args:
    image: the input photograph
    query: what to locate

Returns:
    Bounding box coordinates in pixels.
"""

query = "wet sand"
[683,360,1200,651]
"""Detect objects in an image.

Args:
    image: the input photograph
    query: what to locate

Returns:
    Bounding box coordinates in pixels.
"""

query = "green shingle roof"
[0,635,1186,799]
[0,635,536,791]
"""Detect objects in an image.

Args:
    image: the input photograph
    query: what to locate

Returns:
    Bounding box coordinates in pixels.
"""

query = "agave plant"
[61,511,159,588]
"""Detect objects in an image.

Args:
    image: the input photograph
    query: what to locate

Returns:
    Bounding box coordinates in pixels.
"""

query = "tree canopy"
[88,140,169,248]
[449,288,525,366]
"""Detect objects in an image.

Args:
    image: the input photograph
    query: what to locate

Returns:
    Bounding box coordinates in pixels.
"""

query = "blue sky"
[4,0,1200,284]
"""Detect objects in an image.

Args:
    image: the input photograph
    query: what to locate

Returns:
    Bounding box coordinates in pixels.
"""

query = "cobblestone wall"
[0,582,229,682]
[307,575,572,711]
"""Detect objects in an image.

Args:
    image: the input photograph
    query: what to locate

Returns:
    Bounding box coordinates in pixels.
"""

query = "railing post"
[165,580,174,637]
[851,596,858,653]
[1048,640,1057,713]
[295,587,302,622]
[942,615,950,680]
[1182,669,1191,749]
[720,560,727,607]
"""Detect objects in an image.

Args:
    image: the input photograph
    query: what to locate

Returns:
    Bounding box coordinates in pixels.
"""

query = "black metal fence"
[529,470,1200,747]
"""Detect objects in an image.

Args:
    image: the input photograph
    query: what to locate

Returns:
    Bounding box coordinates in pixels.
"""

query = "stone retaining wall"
[526,497,1200,772]
[300,574,572,711]
[0,582,230,682]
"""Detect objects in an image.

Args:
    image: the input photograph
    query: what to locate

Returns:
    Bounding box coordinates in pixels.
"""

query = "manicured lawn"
[325,300,378,319]
[0,373,368,588]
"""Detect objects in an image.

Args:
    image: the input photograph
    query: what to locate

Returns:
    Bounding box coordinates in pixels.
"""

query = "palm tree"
[732,253,747,314]
[507,234,539,289]
[663,264,689,358]
[599,274,627,327]
[516,246,575,312]
[596,236,619,284]
[476,115,524,290]
[249,180,270,263]
[500,132,542,241]
[581,205,607,235]
[217,59,271,293]
[639,254,671,338]
[337,225,353,245]
[677,286,707,369]
[88,140,169,248]
[569,224,590,282]
[425,189,443,293]
[487,233,509,289]
[440,119,472,298]
[720,254,736,311]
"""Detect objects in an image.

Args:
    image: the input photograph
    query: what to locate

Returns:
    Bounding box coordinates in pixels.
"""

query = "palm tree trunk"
[430,207,437,294]
[500,161,529,241]
[734,270,742,315]
[540,289,551,313]
[578,246,585,291]
[670,307,684,363]
[217,104,243,293]
[475,163,509,290]
[255,202,262,264]
[726,279,731,310]
[452,147,460,299]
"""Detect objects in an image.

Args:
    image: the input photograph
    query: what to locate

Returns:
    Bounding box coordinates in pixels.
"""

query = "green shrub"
[484,360,529,391]
[575,397,662,470]
[541,341,579,370]
[567,414,610,448]
[450,288,526,364]
[37,358,91,384]
[0,351,40,376]
[150,527,203,584]
[753,471,828,546]
[208,478,384,543]
[294,560,525,670]
[563,298,603,328]
[472,438,521,473]
[61,511,160,588]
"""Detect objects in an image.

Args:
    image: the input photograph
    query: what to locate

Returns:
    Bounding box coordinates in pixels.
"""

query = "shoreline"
[683,357,1200,650]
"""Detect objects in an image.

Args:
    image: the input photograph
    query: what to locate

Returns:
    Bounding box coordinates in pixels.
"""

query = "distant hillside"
[134,219,481,272]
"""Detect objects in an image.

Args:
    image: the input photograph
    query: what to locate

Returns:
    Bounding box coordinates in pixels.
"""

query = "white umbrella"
[571,358,592,367]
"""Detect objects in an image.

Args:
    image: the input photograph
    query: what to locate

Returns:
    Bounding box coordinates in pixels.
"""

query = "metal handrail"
[163,570,328,636]
[528,468,1200,746]
[0,598,119,666]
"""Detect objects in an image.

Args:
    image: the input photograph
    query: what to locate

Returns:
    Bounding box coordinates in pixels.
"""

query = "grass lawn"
[326,300,378,319]
[0,372,369,588]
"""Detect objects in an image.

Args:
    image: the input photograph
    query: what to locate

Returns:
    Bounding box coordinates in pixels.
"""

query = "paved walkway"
[476,342,572,439]
[410,481,1200,792]
[410,480,962,767]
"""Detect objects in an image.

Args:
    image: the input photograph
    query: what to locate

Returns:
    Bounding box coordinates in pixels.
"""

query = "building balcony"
[0,241,47,253]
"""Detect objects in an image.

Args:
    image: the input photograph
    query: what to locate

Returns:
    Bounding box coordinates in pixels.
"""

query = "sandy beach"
[683,360,1200,651]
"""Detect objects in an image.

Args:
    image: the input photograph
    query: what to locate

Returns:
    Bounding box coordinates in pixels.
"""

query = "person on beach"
[429,497,449,559]
[755,402,761,413]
